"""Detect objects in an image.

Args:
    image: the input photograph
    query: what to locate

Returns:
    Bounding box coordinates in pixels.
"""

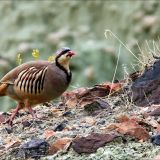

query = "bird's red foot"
[2,103,23,127]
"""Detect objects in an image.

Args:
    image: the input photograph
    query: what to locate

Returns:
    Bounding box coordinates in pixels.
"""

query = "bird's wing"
[0,60,51,84]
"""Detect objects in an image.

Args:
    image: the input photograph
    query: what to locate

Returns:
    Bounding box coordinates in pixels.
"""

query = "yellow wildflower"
[48,55,55,62]
[16,53,22,65]
[32,49,40,59]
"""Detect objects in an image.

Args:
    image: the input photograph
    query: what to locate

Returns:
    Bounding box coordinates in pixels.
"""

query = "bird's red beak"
[67,51,76,57]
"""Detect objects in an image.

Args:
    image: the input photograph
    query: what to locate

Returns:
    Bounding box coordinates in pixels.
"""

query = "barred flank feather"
[15,67,48,94]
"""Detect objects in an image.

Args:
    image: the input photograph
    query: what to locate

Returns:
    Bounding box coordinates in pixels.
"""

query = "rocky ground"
[0,79,160,160]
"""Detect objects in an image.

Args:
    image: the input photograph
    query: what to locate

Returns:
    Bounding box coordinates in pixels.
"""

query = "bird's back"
[0,60,51,83]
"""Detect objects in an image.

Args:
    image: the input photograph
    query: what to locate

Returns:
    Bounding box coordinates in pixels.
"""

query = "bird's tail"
[0,83,8,96]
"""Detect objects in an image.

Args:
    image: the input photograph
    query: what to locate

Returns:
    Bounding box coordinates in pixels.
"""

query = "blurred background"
[0,0,160,111]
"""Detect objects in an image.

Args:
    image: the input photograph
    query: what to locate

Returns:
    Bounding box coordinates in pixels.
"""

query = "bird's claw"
[3,118,13,127]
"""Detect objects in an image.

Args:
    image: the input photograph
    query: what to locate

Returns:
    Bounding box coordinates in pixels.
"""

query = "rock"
[48,137,72,155]
[54,121,67,132]
[17,139,49,159]
[22,120,32,128]
[149,107,160,116]
[106,115,150,141]
[62,111,72,117]
[151,135,160,145]
[72,133,119,154]
[5,127,12,134]
[43,129,56,140]
[132,60,160,106]
[82,117,96,125]
[5,137,21,149]
[84,99,111,114]
[96,119,106,125]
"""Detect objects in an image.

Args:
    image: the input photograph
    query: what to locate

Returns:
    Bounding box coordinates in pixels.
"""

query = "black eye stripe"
[56,49,70,59]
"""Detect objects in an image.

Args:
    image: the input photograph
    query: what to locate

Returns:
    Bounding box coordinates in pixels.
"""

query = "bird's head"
[55,47,75,72]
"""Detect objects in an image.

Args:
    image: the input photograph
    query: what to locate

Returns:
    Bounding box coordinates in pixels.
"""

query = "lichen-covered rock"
[1,1,160,110]
[16,139,49,159]
[132,60,160,106]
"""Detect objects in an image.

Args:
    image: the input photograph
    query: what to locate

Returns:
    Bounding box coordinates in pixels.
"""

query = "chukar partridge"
[0,47,75,126]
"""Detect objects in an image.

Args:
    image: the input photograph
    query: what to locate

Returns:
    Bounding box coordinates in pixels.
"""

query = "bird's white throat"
[61,61,70,73]
[57,57,70,73]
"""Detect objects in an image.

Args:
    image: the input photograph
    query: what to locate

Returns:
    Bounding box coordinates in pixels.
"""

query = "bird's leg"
[27,104,48,120]
[26,101,48,120]
[27,106,37,119]
[4,102,23,126]
[25,100,37,119]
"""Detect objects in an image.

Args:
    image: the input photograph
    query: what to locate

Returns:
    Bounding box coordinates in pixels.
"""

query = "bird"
[0,47,75,126]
